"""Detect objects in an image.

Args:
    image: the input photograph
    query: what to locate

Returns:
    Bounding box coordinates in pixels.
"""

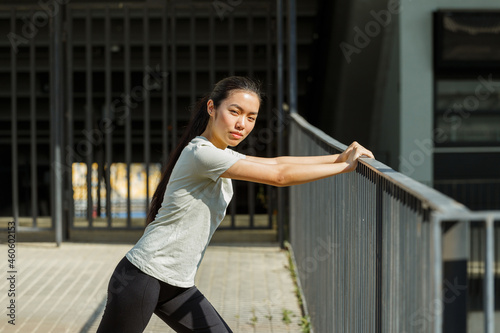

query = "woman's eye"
[230,110,238,115]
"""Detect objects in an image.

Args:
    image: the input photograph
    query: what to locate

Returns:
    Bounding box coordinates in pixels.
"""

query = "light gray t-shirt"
[126,136,245,287]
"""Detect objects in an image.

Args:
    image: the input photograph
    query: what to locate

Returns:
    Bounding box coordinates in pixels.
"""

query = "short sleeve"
[194,143,246,181]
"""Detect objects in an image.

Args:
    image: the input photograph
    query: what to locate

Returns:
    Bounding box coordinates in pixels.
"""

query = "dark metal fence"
[289,113,500,333]
[3,1,284,241]
[435,178,500,211]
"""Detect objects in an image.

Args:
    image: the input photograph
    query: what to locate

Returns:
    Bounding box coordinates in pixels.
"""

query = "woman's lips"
[230,132,243,139]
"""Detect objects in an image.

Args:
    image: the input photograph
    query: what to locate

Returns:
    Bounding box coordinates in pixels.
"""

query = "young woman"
[96,76,373,333]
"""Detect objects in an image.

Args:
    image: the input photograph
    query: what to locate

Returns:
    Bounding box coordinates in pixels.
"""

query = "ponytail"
[146,95,210,225]
[145,76,262,226]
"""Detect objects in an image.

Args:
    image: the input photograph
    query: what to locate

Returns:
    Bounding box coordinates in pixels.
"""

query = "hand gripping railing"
[288,113,499,333]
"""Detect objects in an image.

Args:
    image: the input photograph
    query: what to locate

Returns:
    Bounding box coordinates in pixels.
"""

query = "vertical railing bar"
[248,8,254,228]
[228,11,236,228]
[30,10,38,228]
[362,168,365,330]
[105,6,112,227]
[209,10,215,86]
[276,0,284,247]
[248,8,254,76]
[375,175,383,333]
[51,2,64,245]
[50,8,55,232]
[484,215,495,333]
[266,3,273,228]
[85,8,93,227]
[66,5,74,229]
[286,0,297,115]
[170,3,177,148]
[143,7,151,220]
[190,7,195,106]
[229,14,234,76]
[432,214,443,333]
[162,3,169,165]
[11,9,19,228]
[124,5,131,228]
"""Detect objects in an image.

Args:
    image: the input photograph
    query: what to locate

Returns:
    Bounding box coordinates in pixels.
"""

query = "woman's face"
[205,90,260,149]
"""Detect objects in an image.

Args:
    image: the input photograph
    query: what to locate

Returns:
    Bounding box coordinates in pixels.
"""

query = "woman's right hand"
[344,142,374,171]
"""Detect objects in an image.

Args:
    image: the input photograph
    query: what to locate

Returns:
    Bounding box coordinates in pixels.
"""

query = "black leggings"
[96,256,232,333]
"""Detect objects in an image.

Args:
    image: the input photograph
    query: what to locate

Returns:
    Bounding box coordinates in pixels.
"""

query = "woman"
[97,76,373,333]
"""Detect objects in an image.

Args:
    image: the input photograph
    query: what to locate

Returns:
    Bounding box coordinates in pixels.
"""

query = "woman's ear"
[207,99,214,116]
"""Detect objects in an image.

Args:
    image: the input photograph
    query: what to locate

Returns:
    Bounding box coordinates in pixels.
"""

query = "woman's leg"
[154,285,233,333]
[96,256,160,333]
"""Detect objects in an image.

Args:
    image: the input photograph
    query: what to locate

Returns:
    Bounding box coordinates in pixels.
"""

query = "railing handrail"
[290,113,470,215]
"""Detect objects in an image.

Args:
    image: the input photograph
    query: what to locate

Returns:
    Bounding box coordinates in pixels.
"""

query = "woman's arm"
[222,142,374,187]
[245,154,341,165]
[221,159,352,186]
[244,141,372,165]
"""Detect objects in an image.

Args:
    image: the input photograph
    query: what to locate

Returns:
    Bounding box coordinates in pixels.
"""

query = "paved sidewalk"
[0,242,303,333]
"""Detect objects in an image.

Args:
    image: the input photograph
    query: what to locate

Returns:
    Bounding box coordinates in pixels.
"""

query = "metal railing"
[288,112,499,333]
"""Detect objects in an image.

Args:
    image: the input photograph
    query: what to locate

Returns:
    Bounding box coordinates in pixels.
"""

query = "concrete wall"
[398,0,500,184]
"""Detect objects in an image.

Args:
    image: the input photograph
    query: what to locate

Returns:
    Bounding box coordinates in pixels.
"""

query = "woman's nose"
[235,117,245,129]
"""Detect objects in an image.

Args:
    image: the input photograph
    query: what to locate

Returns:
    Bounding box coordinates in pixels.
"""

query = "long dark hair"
[146,76,263,226]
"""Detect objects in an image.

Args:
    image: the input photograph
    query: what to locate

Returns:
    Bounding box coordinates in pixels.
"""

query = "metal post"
[125,6,132,228]
[266,4,273,229]
[10,9,19,228]
[66,5,74,231]
[170,3,177,148]
[85,8,94,226]
[442,220,469,332]
[50,5,64,246]
[287,0,297,115]
[484,215,495,333]
[190,7,196,107]
[30,11,38,228]
[276,0,284,247]
[144,7,151,217]
[162,4,169,165]
[209,11,215,86]
[432,214,443,333]
[247,9,255,228]
[104,7,112,226]
[375,176,383,332]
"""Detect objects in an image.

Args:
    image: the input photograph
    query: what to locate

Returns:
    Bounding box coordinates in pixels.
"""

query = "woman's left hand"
[338,141,374,163]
